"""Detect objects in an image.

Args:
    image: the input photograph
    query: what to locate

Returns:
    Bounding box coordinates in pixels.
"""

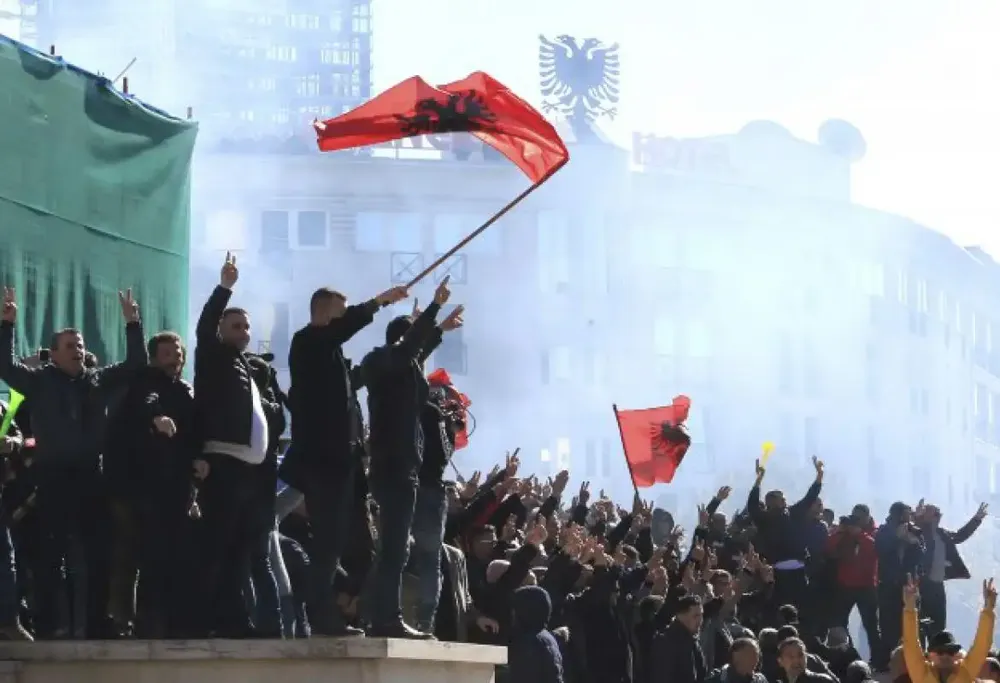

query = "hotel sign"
[632,133,733,175]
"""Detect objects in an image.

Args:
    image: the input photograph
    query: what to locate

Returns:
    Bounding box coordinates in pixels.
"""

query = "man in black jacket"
[410,303,465,632]
[361,275,452,638]
[108,331,197,638]
[193,252,283,637]
[652,594,707,683]
[915,501,987,637]
[746,455,824,618]
[0,285,146,639]
[283,281,405,635]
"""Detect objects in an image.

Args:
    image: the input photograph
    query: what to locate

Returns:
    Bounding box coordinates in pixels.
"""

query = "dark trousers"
[877,580,904,652]
[366,473,418,628]
[301,459,358,633]
[135,484,194,638]
[920,579,947,638]
[32,463,107,639]
[197,455,259,637]
[773,567,808,619]
[410,484,447,629]
[835,586,884,666]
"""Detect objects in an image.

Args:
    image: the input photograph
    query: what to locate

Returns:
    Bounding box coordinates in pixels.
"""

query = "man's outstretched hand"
[433,274,451,305]
[375,286,408,306]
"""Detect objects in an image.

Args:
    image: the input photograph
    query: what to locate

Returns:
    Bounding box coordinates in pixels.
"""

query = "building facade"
[189,121,1000,535]
[20,0,372,141]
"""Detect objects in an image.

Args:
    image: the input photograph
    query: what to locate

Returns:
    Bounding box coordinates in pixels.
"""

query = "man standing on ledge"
[362,274,453,639]
[285,281,407,636]
[0,285,146,639]
[193,252,282,638]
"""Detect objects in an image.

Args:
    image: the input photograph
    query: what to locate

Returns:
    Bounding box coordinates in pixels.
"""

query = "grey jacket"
[0,321,146,465]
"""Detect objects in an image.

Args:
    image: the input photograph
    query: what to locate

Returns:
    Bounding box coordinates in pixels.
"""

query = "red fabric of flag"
[314,71,569,183]
[614,396,692,488]
[427,368,472,450]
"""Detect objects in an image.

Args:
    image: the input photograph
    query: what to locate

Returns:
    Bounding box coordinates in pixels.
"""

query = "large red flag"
[314,71,569,183]
[614,396,692,488]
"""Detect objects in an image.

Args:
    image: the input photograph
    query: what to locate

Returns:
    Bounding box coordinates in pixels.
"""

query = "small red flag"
[614,396,692,488]
[314,71,569,183]
[427,368,472,450]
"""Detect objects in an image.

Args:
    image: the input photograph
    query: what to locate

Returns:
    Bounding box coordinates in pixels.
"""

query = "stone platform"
[0,638,507,683]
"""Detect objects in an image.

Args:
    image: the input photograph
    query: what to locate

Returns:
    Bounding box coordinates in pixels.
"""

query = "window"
[261,211,290,270]
[260,211,290,251]
[354,212,422,252]
[433,213,500,255]
[896,269,908,304]
[287,14,320,29]
[248,77,276,92]
[972,312,979,347]
[296,211,327,248]
[537,211,570,293]
[295,75,321,97]
[265,46,297,62]
[542,346,572,384]
[939,291,948,322]
[916,279,928,313]
[653,318,676,356]
[321,46,351,65]
[272,108,290,124]
[205,210,249,250]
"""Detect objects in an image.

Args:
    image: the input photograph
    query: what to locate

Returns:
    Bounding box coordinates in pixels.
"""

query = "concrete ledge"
[0,639,506,683]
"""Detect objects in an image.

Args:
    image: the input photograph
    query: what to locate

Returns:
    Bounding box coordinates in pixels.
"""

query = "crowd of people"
[0,252,998,683]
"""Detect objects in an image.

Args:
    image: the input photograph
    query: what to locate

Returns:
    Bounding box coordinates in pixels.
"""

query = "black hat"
[928,631,962,655]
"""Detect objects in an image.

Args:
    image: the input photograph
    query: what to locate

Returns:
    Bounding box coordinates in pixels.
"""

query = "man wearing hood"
[508,585,564,683]
[360,275,452,639]
[875,502,924,655]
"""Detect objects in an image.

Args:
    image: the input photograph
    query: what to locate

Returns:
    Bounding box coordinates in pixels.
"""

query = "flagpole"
[612,404,641,500]
[405,158,568,288]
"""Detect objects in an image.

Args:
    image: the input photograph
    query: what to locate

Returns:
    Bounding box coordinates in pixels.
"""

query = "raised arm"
[321,286,408,347]
[418,304,464,364]
[197,252,238,346]
[961,579,997,679]
[901,576,931,682]
[949,502,988,545]
[0,287,39,396]
[790,456,824,514]
[95,290,148,390]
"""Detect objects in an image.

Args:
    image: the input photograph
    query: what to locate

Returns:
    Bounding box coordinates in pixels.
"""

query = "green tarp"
[0,35,197,366]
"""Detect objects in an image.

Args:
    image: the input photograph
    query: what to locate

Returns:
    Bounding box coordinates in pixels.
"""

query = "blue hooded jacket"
[509,586,564,683]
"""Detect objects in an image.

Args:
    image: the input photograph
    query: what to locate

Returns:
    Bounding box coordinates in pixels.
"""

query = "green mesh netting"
[0,36,197,366]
